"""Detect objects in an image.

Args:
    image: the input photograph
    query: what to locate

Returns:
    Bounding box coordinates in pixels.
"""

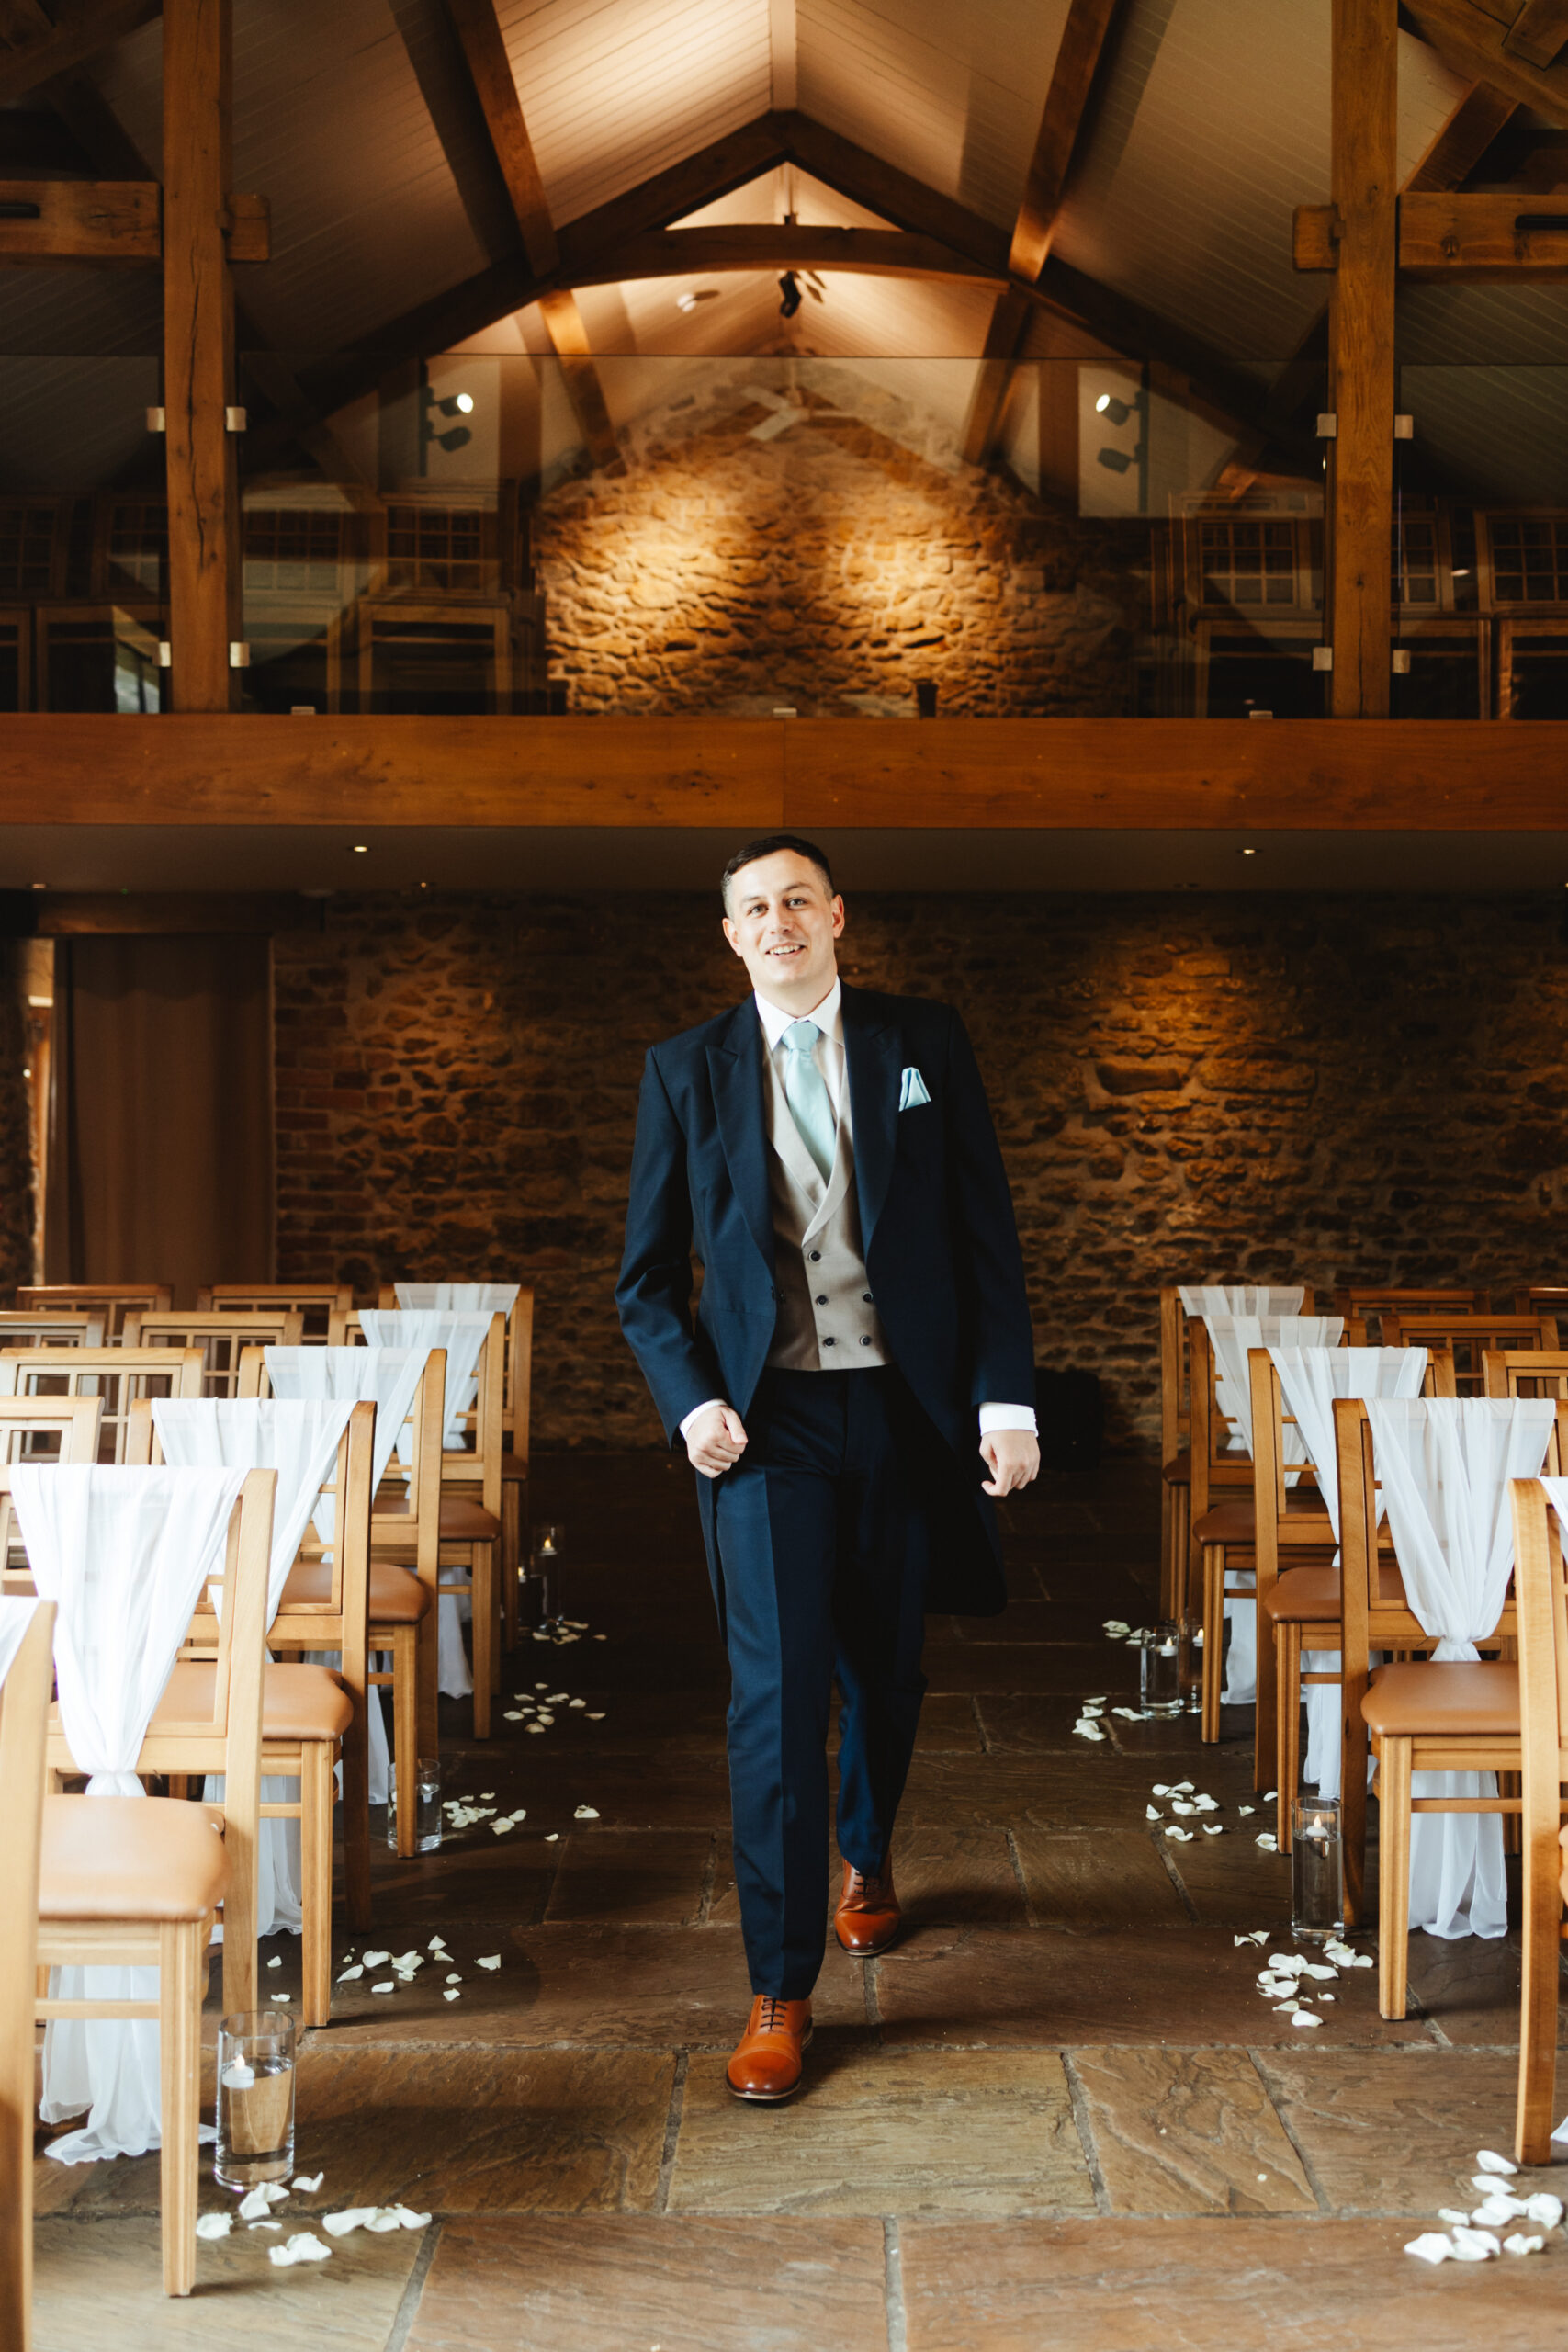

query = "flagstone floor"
[29,1453,1568,2349]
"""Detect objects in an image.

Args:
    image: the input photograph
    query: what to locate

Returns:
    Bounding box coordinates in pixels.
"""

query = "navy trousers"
[713,1365,934,1998]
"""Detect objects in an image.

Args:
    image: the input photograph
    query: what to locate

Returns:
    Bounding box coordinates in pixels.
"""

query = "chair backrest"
[0,1597,56,2352]
[1382,1313,1559,1393]
[1483,1349,1568,1401]
[1510,1473,1568,2131]
[1190,1313,1359,1502]
[0,1397,106,1598]
[131,1397,375,1672]
[0,1347,206,1463]
[1249,1344,1455,1578]
[0,1312,104,1351]
[16,1285,172,1336]
[376,1284,534,1463]
[335,1309,504,1514]
[200,1285,353,1342]
[1334,1286,1489,1339]
[122,1311,304,1396]
[1515,1286,1568,1318]
[241,1345,446,1592]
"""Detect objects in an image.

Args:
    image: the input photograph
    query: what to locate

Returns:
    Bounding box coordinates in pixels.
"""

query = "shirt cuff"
[978,1403,1037,1437]
[679,1398,727,1441]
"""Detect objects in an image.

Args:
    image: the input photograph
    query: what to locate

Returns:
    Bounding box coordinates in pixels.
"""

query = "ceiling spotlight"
[351,843,369,854]
[1096,393,1132,424]
[420,383,472,462]
[1240,846,1258,857]
[778,271,803,319]
[1097,447,1134,474]
[435,391,473,417]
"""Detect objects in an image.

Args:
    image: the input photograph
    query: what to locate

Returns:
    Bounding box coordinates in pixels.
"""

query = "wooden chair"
[1335,1396,1564,2013]
[1334,1285,1488,1340]
[0,1397,106,1598]
[1514,1285,1568,1319]
[201,1284,352,1341]
[130,1396,375,2025]
[1508,1474,1568,2164]
[17,1284,172,1337]
[241,1345,445,1857]
[1189,1313,1359,1743]
[1483,1348,1568,1402]
[1252,1344,1455,1843]
[0,1312,105,1351]
[123,1309,304,1396]
[379,1283,535,1648]
[0,1599,56,2352]
[1381,1312,1558,1393]
[39,1468,273,2295]
[1158,1287,1192,1620]
[335,1309,505,1736]
[0,1345,206,1461]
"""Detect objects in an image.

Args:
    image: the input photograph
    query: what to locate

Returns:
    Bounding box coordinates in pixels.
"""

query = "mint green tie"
[782,1020,836,1183]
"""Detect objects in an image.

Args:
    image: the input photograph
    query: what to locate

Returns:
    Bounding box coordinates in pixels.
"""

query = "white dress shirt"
[680,979,1037,1443]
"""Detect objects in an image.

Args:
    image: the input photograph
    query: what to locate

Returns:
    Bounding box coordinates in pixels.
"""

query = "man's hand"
[980,1428,1040,1498]
[686,1402,750,1480]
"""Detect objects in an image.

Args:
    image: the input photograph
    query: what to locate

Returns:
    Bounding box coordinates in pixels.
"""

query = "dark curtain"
[45,934,274,1306]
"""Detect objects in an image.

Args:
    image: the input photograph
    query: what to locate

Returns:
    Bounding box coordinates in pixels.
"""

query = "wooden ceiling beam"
[964,0,1123,468]
[440,0,619,473]
[1504,0,1568,68]
[0,174,268,262]
[1295,184,1568,274]
[1404,0,1568,123]
[0,0,161,104]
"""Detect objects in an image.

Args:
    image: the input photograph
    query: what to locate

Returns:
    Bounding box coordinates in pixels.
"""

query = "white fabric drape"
[1367,1397,1556,1940]
[152,1400,355,1939]
[0,1591,40,1690]
[1201,1316,1344,1704]
[1179,1284,1303,1318]
[357,1313,494,1708]
[13,1464,245,2163]
[1269,1347,1427,1794]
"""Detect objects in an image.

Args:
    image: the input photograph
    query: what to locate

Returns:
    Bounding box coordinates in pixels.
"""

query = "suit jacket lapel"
[707,1001,775,1274]
[842,984,900,1248]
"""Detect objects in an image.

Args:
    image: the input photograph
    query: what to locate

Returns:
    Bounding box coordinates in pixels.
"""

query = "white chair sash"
[1202,1317,1342,1706]
[0,1590,40,1688]
[1366,1396,1556,1941]
[152,1400,355,1940]
[264,1346,428,1533]
[1269,1347,1427,1795]
[1179,1284,1303,1318]
[361,1308,492,1453]
[13,1464,245,2164]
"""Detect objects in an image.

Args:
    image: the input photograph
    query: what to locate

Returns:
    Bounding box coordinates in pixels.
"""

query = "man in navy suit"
[617,835,1037,2101]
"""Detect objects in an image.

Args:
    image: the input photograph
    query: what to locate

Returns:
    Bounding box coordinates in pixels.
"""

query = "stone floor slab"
[401,2215,889,2352]
[1257,2047,1546,2212]
[1071,2045,1317,2214]
[709,1827,1027,1930]
[669,2044,1094,2218]
[901,2215,1568,2351]
[543,1828,714,1925]
[1013,1831,1189,1928]
[922,1640,1139,1698]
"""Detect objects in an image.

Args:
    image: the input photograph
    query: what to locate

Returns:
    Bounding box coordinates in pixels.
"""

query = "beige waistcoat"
[763,1039,891,1373]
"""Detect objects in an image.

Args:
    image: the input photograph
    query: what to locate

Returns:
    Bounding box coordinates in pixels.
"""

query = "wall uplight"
[1095,393,1132,425]
[351,844,369,854]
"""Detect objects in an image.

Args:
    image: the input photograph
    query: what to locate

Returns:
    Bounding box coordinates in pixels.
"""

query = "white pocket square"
[898,1066,931,1111]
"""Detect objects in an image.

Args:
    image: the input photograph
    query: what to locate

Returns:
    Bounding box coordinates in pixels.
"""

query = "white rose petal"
[1171,1800,1196,1816]
[1237,1804,1256,1817]
[1524,2193,1564,2229]
[393,2205,433,2229]
[363,2210,402,2233]
[1404,2233,1453,2265]
[1152,1783,1172,1797]
[545,1831,559,1841]
[1192,1796,1220,1813]
[1146,1806,1163,1821]
[195,2212,232,2239]
[491,1820,513,1836]
[526,1723,546,1733]
[292,2173,323,2192]
[266,1955,282,1969]
[569,1699,586,1709]
[444,1988,461,2001]
[1256,1834,1279,1851]
[336,1963,364,1983]
[1263,1789,1278,1801]
[371,1982,395,1995]
[1438,2209,1472,2226]
[1450,2227,1499,2261]
[476,1954,502,1970]
[1173,1781,1194,1793]
[1291,2011,1323,2028]
[1503,2233,1546,2256]
[1074,1724,1108,1741]
[1202,1824,1224,1836]
[362,1951,389,1967]
[503,1711,524,1721]
[323,2210,377,2237]
[1472,2197,1525,2225]
[1476,2149,1518,2177]
[587,1713,605,1720]
[237,2187,276,2220]
[428,1937,447,1951]
[1165,1826,1194,1842]
[1302,1962,1337,1981]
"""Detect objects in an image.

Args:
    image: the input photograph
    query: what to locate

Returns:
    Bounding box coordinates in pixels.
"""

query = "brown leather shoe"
[834,1854,902,1954]
[725,1996,813,2102]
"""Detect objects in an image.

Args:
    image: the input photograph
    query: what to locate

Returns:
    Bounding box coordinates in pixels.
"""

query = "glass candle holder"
[530,1524,566,1630]
[215,2009,296,2189]
[388,1755,443,1851]
[1139,1621,1181,1718]
[1291,1794,1344,1940]
[1178,1611,1204,1714]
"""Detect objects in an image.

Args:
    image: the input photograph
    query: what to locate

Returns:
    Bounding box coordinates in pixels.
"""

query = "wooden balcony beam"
[0,175,268,263]
[1296,187,1568,277]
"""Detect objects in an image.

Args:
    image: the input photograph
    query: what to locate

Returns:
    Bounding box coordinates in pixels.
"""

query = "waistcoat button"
[822,1336,836,1347]
[808,1250,821,1261]
[860,1335,873,1346]
[863,1292,873,1303]
[815,1294,828,1306]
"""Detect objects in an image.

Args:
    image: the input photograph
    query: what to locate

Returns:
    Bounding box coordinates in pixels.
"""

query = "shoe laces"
[757,1996,791,2033]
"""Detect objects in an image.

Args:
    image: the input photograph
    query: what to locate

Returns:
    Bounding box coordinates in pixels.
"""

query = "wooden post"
[1327,0,1397,718]
[163,0,239,712]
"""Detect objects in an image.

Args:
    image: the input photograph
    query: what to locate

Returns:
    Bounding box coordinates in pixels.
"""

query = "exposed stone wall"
[273,890,1568,1456]
[532,363,1136,718]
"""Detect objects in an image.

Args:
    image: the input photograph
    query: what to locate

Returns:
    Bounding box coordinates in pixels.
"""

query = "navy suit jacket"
[615,981,1035,1616]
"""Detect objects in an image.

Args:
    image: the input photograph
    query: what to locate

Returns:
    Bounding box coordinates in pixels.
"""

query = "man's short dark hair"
[721,833,836,914]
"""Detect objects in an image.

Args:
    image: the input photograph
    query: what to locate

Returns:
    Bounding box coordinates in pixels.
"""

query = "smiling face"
[721,849,845,1013]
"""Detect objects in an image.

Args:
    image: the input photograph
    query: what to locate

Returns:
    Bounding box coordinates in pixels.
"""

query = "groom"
[616,835,1037,2101]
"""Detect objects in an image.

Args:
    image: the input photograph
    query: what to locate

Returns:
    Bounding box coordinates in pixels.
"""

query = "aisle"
[30,1455,1562,2349]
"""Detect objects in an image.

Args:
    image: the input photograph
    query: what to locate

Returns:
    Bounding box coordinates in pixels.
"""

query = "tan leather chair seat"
[1163,1448,1190,1487]
[280,1555,431,1623]
[1362,1658,1518,1738]
[1194,1499,1256,1545]
[150,1659,353,1743]
[39,1793,228,1921]
[1259,1557,1409,1625]
[438,1496,501,1542]
[500,1453,527,1484]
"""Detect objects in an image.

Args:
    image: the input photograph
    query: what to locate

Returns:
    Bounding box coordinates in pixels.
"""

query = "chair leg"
[471,1544,494,1739]
[1378,1736,1413,2020]
[415,1594,440,1759]
[300,1742,334,2030]
[1201,1544,1224,1744]
[341,1683,371,1936]
[502,1480,522,1653]
[159,1920,203,2297]
[393,1626,420,1860]
[1517,1813,1564,2163]
[1277,1623,1302,1849]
